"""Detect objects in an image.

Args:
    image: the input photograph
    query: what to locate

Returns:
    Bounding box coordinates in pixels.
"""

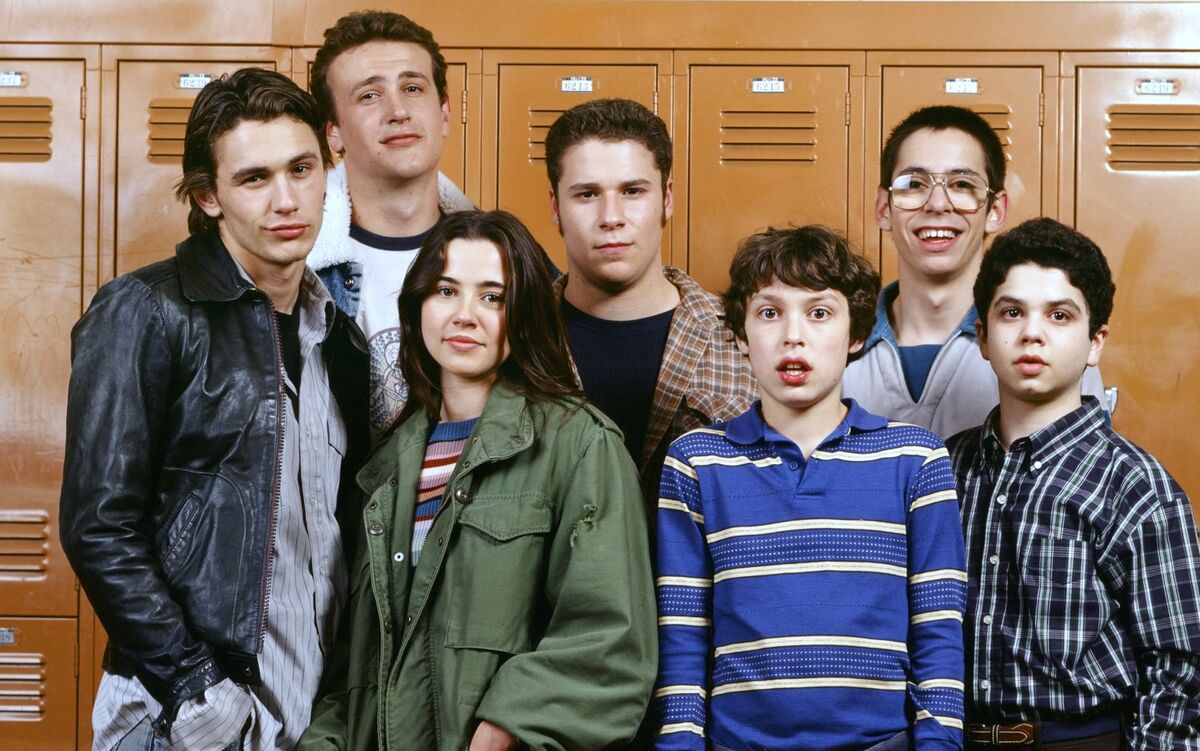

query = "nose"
[451,295,477,326]
[783,316,806,347]
[271,175,299,214]
[1019,315,1046,343]
[387,91,409,123]
[923,177,954,213]
[598,192,625,231]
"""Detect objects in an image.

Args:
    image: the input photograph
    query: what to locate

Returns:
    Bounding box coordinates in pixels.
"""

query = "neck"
[222,233,305,314]
[761,395,847,459]
[890,267,977,345]
[995,391,1082,450]
[346,166,441,237]
[563,265,679,320]
[439,377,494,422]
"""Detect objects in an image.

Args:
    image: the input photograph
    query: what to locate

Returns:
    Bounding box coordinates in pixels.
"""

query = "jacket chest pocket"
[444,493,553,654]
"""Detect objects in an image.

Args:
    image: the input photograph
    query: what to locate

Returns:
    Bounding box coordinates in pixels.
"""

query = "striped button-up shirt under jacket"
[948,397,1200,750]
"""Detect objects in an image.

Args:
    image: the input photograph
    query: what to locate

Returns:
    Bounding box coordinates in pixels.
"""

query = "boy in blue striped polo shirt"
[654,225,966,751]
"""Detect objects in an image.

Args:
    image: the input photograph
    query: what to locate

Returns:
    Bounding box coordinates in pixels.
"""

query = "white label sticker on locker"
[944,78,979,95]
[0,71,28,88]
[560,76,594,93]
[0,628,15,645]
[179,73,213,90]
[751,77,787,94]
[1135,78,1180,96]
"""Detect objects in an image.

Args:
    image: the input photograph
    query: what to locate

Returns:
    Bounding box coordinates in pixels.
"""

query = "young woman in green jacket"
[301,210,657,751]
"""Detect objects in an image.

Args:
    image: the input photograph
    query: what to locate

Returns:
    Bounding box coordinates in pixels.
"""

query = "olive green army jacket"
[300,383,657,751]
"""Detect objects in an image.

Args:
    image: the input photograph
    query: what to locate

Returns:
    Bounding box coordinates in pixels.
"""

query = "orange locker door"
[0,618,78,751]
[1067,56,1200,504]
[0,54,88,623]
[681,53,863,292]
[103,46,290,280]
[482,51,672,270]
[292,47,481,203]
[869,54,1057,280]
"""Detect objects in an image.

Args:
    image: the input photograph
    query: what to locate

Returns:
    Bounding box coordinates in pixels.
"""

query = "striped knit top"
[654,400,966,750]
[411,417,477,565]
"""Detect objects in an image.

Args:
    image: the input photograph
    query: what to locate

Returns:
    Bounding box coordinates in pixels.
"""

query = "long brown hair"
[397,210,582,423]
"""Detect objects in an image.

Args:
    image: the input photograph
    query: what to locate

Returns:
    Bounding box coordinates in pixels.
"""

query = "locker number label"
[179,73,213,90]
[1136,78,1179,96]
[944,78,980,95]
[751,77,787,94]
[560,76,594,93]
[0,71,28,88]
[0,628,15,645]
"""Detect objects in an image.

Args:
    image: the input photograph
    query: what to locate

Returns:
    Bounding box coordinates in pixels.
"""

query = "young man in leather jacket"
[59,68,368,750]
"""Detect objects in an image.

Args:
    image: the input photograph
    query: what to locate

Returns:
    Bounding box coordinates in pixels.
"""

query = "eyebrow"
[993,295,1083,313]
[898,166,984,177]
[228,151,319,183]
[437,275,506,290]
[351,70,431,92]
[752,289,840,304]
[566,178,652,192]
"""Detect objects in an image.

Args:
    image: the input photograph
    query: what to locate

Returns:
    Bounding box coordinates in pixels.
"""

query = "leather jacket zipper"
[258,295,286,653]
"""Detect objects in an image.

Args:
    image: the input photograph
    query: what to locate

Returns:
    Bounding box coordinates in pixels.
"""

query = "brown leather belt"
[965,721,1036,746]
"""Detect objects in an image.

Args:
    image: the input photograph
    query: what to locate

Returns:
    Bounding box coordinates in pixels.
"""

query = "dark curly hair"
[974,217,1115,337]
[723,225,880,353]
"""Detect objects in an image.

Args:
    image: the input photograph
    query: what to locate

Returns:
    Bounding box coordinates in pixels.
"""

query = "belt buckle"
[966,721,1036,746]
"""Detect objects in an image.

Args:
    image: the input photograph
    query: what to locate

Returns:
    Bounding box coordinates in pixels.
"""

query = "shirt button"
[788,460,799,471]
[996,494,1007,506]
[989,554,999,566]
[983,614,993,625]
[980,679,991,690]
[368,523,384,536]
[393,551,405,563]
[1033,460,1043,471]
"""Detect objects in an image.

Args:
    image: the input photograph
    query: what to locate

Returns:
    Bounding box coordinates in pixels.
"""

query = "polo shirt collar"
[724,398,887,447]
[862,281,980,351]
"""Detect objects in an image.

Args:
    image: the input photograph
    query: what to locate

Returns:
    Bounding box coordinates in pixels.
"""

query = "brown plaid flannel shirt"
[555,266,757,507]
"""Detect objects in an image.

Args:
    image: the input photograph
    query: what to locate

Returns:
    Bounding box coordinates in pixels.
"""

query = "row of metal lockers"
[1,42,1198,749]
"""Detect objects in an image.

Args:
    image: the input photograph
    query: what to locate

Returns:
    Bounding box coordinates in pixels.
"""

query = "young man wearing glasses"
[843,105,1105,437]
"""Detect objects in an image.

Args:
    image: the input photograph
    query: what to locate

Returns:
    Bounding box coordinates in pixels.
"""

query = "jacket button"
[437,536,444,546]
[463,460,471,468]
[368,501,378,510]
[455,488,467,501]
[383,619,392,633]
[343,277,355,289]
[368,523,384,536]
[388,478,397,487]
[406,615,413,625]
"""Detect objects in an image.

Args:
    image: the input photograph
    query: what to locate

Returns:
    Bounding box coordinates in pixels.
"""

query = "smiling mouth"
[917,227,960,242]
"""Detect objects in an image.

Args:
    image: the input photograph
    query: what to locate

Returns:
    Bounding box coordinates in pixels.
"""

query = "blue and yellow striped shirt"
[654,400,965,750]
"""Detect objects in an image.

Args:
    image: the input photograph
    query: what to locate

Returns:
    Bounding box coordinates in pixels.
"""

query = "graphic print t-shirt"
[349,222,433,437]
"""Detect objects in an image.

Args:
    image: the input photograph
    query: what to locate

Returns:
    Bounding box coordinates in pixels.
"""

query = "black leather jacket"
[59,232,368,726]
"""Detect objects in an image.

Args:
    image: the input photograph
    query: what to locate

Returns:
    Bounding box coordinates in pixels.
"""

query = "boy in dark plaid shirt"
[947,218,1200,750]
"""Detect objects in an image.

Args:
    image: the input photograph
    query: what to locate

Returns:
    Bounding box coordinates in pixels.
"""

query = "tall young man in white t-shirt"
[307,11,473,436]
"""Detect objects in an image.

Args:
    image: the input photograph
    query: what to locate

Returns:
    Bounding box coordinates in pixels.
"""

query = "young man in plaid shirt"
[948,218,1200,750]
[544,98,755,504]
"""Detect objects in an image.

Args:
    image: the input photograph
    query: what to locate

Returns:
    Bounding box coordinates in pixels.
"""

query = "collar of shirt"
[862,280,979,352]
[974,395,1107,476]
[723,398,888,449]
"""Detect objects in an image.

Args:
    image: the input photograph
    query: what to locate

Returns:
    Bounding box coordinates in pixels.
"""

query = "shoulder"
[1102,429,1187,505]
[85,258,181,319]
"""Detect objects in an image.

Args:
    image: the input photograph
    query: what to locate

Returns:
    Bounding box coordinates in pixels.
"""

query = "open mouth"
[777,358,812,385]
[916,227,961,245]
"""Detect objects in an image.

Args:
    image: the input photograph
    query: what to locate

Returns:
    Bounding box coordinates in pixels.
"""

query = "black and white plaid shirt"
[948,397,1200,750]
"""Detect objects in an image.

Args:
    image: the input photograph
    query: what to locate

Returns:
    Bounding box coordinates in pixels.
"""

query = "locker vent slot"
[0,97,52,163]
[719,109,818,163]
[0,652,46,718]
[967,104,1015,163]
[0,510,50,579]
[148,97,194,162]
[1107,104,1200,171]
[527,108,566,161]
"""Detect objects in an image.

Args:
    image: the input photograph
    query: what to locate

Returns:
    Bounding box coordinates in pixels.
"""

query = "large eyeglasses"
[888,171,995,212]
